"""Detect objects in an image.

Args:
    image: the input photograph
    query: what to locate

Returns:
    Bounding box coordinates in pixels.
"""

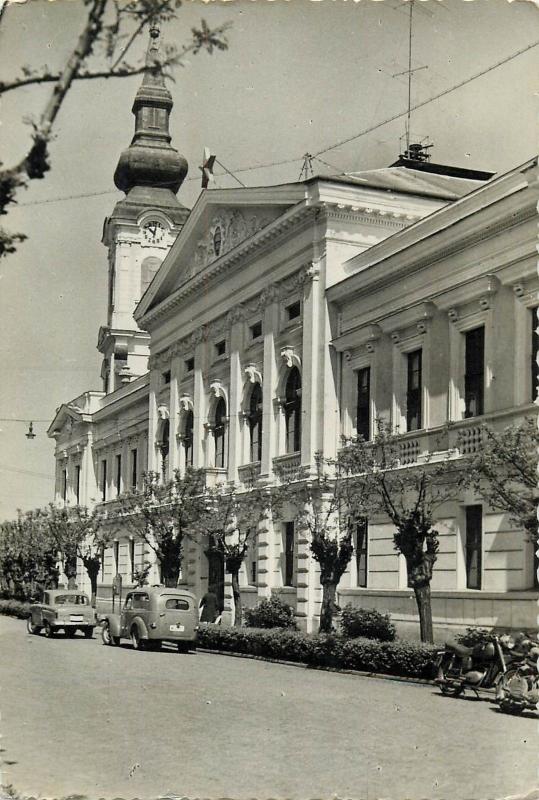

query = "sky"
[0,0,537,520]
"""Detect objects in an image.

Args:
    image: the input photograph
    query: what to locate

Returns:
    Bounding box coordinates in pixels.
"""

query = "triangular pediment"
[136,183,305,321]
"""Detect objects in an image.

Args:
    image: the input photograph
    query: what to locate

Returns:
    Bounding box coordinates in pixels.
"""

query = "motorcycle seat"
[446,640,473,657]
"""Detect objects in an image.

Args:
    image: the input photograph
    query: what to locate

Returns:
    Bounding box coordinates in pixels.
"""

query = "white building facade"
[49,33,538,637]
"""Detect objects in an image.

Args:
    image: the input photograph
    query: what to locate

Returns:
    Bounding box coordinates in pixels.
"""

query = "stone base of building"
[338,589,538,642]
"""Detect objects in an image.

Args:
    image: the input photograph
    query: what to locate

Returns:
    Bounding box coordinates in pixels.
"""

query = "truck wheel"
[44,621,55,638]
[131,627,146,651]
[101,622,119,646]
[27,617,41,635]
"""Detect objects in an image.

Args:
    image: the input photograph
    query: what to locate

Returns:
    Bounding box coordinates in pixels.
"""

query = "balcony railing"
[204,467,228,488]
[272,452,301,480]
[238,462,261,486]
[339,404,535,469]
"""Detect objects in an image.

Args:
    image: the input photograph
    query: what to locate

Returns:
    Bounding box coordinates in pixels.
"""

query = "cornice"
[330,200,537,308]
[148,262,319,370]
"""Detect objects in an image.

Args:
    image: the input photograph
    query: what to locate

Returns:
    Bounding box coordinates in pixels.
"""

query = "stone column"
[260,289,280,480]
[147,369,160,473]
[169,355,181,476]
[300,265,321,469]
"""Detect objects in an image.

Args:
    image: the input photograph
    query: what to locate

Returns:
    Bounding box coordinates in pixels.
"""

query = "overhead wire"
[10,38,537,210]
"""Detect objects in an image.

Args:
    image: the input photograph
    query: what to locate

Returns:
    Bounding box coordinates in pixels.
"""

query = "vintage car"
[27,590,97,638]
[100,586,199,652]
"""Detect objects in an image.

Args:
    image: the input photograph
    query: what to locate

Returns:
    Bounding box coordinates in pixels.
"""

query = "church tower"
[99,24,189,394]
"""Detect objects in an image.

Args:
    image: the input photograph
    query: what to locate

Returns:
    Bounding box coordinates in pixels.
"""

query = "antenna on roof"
[298,153,314,181]
[392,1,430,159]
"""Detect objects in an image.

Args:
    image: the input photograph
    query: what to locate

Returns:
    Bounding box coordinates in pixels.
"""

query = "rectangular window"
[464,327,484,418]
[215,340,226,357]
[131,448,138,491]
[250,321,262,340]
[113,541,120,575]
[75,465,81,505]
[115,454,122,496]
[531,307,538,403]
[465,505,482,590]
[250,560,257,586]
[284,521,295,587]
[406,349,422,431]
[356,367,371,441]
[185,357,194,373]
[355,520,368,588]
[62,469,67,502]
[286,301,301,322]
[101,459,107,502]
[162,370,171,385]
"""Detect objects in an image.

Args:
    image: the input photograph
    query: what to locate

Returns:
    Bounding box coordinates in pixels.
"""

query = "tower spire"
[113,23,188,200]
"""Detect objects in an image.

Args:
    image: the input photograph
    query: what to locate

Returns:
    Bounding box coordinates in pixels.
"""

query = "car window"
[164,598,190,610]
[133,593,150,609]
[43,593,50,605]
[124,594,133,610]
[55,594,89,605]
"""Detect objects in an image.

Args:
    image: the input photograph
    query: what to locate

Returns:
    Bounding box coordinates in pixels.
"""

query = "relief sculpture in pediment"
[191,209,272,273]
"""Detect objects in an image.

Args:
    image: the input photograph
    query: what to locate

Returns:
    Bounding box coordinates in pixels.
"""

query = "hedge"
[197,625,438,680]
[0,599,31,619]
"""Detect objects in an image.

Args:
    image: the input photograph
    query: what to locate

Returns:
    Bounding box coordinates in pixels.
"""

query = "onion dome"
[113,25,188,197]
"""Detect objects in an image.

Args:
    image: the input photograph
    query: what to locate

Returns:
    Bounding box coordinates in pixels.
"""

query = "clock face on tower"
[142,220,166,244]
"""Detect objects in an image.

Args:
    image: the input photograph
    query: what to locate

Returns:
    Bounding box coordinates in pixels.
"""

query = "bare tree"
[339,425,459,644]
[111,469,206,588]
[461,416,538,542]
[273,456,359,634]
[194,472,270,627]
[0,0,230,257]
[41,503,107,605]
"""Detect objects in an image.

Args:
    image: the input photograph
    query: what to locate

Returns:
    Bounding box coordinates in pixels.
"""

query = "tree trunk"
[319,581,338,634]
[413,582,434,644]
[230,568,242,627]
[84,560,100,608]
[161,560,180,588]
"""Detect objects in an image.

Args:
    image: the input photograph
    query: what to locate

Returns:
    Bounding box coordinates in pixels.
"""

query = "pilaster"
[300,265,321,468]
[228,321,243,483]
[193,340,206,468]
[260,296,280,479]
[169,355,181,474]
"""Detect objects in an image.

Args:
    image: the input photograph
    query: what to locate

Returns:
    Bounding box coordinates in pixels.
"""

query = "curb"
[196,646,435,686]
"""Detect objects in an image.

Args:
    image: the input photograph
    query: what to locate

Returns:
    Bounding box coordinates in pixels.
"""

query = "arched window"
[284,367,302,454]
[214,398,227,468]
[183,409,194,467]
[248,383,263,463]
[159,419,170,480]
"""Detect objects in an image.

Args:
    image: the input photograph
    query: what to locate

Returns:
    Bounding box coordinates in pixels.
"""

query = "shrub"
[0,599,32,619]
[197,626,438,679]
[340,605,396,642]
[244,596,298,630]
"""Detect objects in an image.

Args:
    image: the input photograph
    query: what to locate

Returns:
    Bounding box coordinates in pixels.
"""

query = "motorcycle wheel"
[440,682,464,697]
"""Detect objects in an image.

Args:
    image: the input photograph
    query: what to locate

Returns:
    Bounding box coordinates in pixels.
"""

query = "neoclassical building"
[49,29,538,636]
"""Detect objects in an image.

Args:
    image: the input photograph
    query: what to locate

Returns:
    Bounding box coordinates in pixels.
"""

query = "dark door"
[206,549,225,614]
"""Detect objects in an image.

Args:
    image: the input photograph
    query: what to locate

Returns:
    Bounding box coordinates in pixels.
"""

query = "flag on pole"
[200,148,216,188]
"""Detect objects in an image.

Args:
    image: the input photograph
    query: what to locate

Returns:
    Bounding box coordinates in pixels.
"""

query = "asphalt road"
[0,614,537,800]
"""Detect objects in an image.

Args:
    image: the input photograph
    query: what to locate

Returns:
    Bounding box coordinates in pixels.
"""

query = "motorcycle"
[434,634,515,699]
[497,640,539,716]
